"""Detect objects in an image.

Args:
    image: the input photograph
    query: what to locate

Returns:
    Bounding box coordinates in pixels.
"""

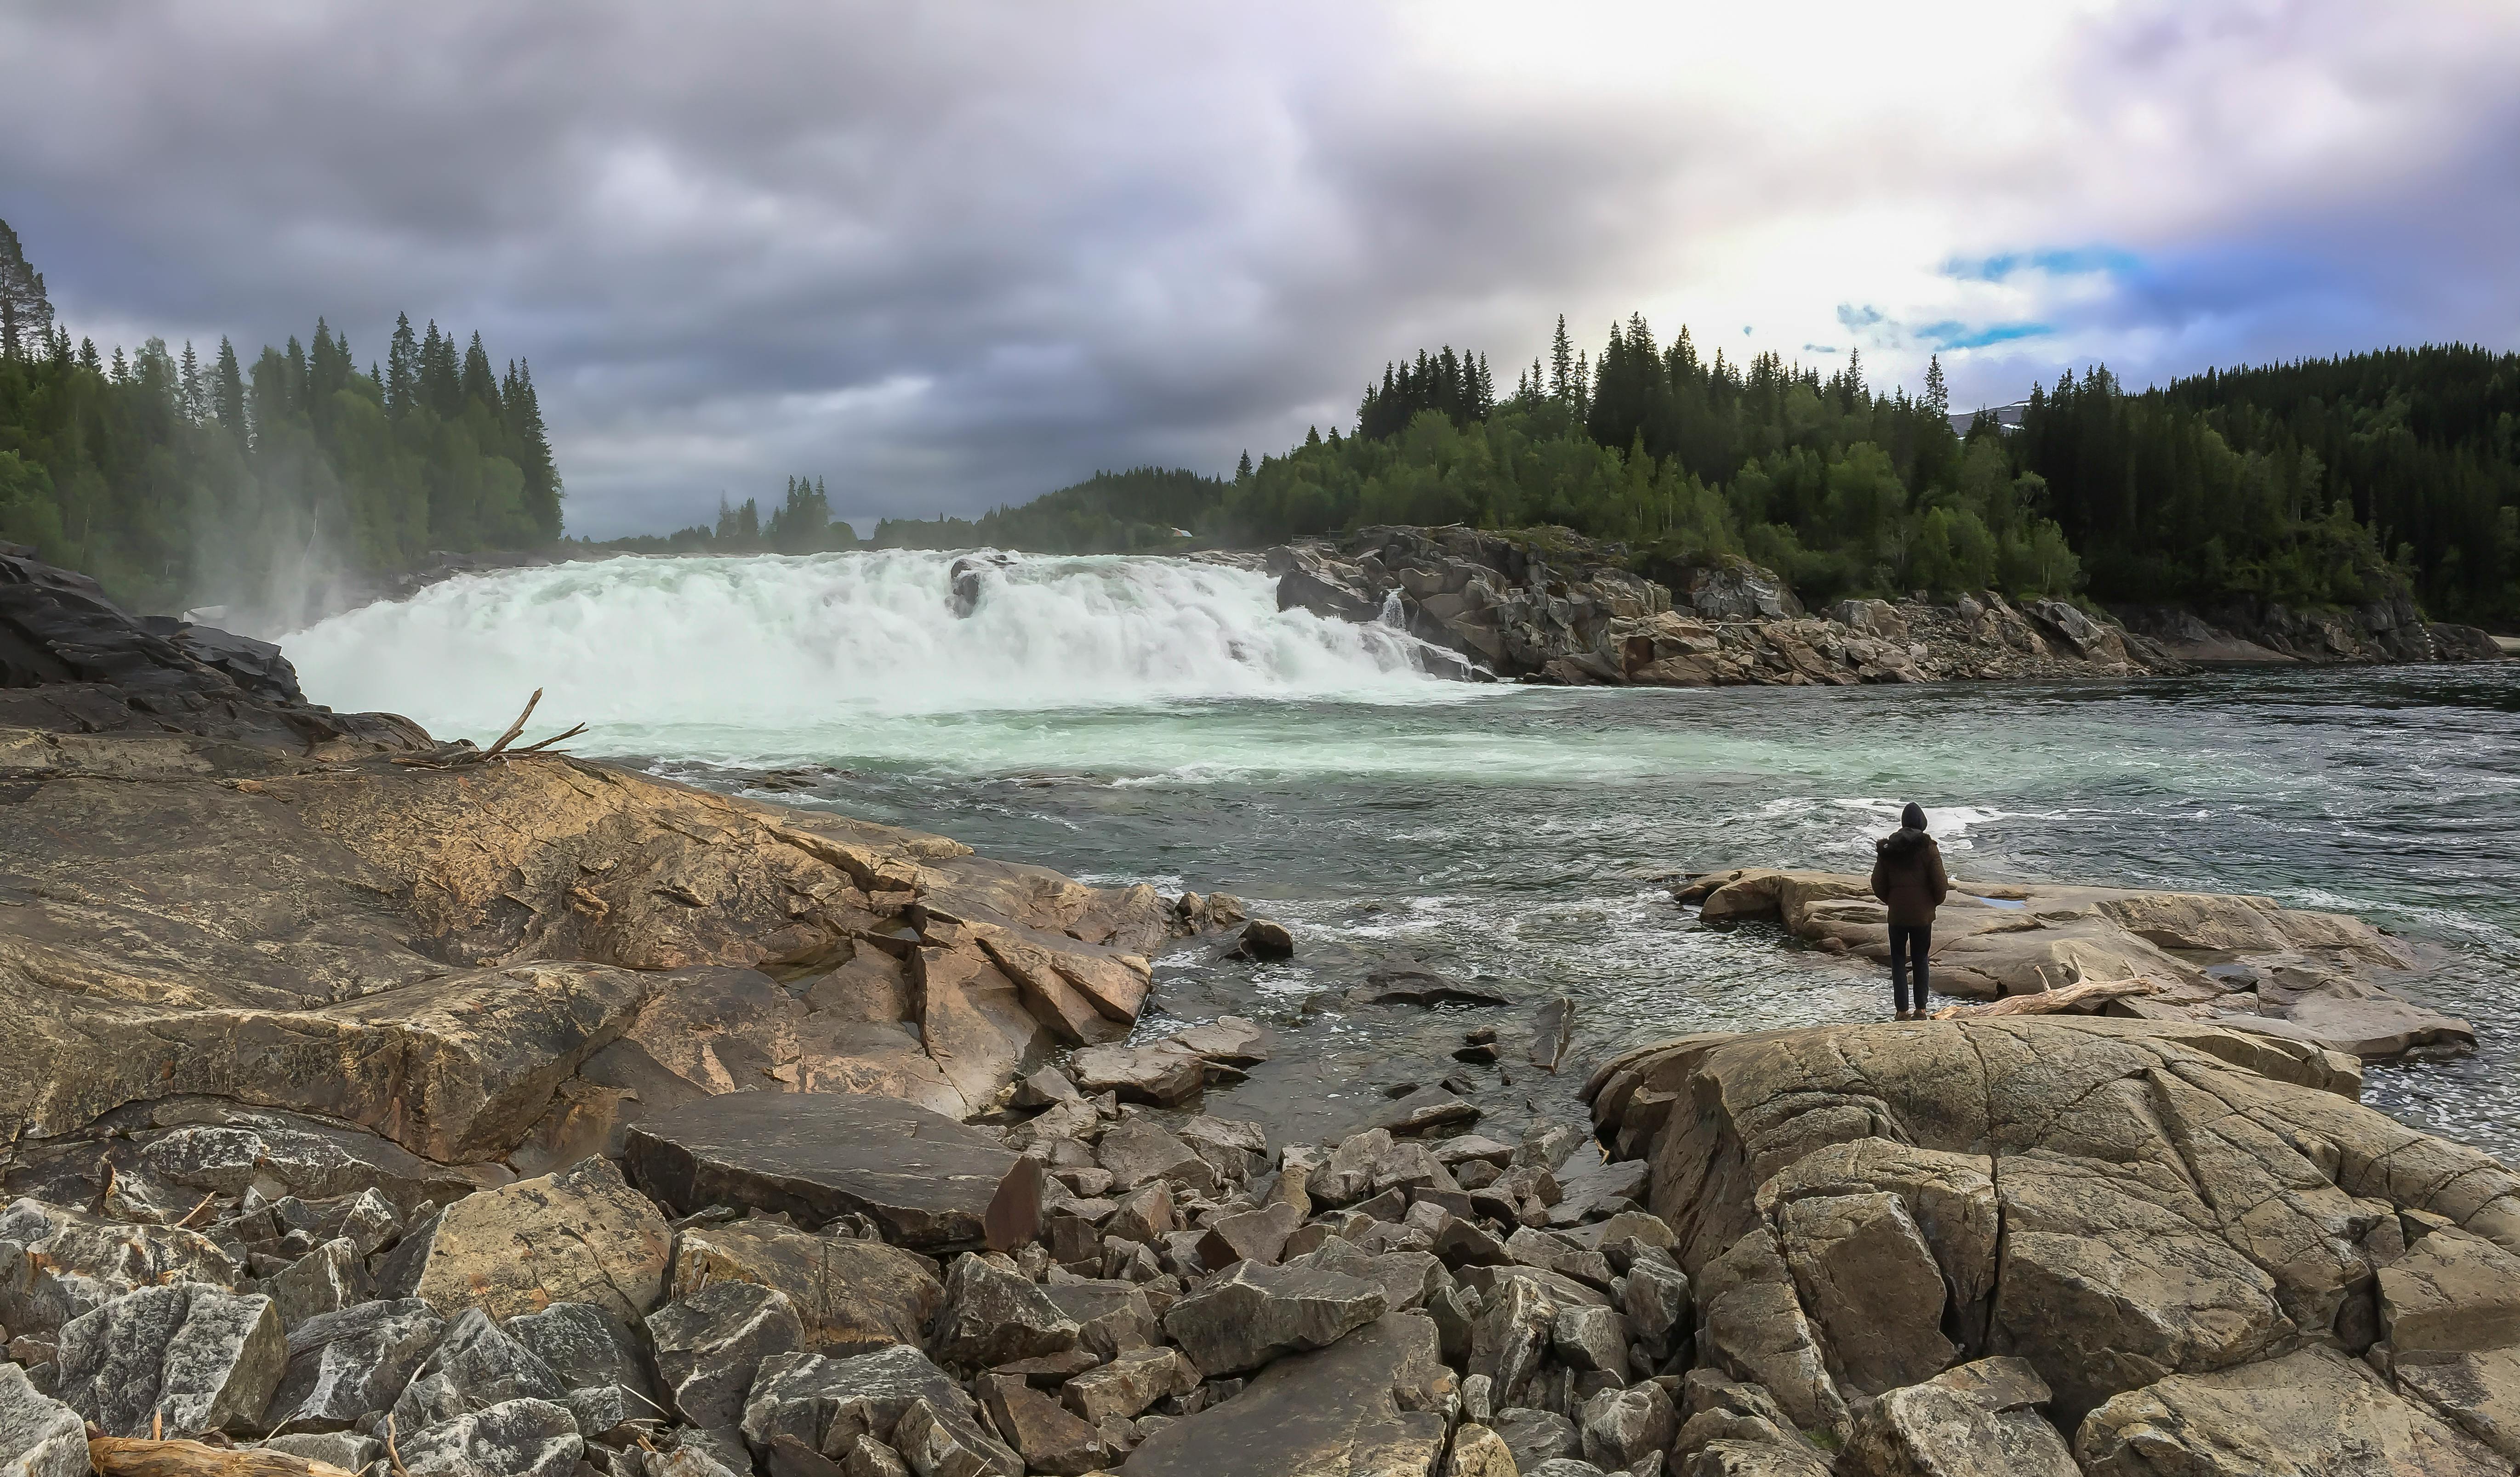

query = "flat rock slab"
[2077,1346,2505,1476]
[413,1154,670,1322]
[1120,1312,1452,1477]
[626,1091,1042,1252]
[670,1219,943,1356]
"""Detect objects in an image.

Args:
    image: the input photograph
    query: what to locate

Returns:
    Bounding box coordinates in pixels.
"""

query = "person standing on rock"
[1870,802,1949,1020]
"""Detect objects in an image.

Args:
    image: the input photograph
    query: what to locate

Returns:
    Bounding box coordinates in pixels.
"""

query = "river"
[289,550,2520,1159]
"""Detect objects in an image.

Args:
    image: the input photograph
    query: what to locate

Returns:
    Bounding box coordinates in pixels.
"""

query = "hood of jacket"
[1876,826,1933,861]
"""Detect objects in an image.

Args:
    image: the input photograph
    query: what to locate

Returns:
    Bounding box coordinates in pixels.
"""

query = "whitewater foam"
[290,550,1454,739]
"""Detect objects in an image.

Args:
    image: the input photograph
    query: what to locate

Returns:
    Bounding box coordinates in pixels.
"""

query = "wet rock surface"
[1675,865,2472,1063]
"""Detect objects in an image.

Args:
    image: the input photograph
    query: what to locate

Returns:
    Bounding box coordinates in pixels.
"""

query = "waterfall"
[288,550,1444,737]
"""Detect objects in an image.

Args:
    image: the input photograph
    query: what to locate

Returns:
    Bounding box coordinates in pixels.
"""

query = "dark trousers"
[1890,924,1932,1014]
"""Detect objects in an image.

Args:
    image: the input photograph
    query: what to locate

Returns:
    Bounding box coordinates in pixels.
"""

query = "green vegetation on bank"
[0,219,559,612]
[898,318,2520,623]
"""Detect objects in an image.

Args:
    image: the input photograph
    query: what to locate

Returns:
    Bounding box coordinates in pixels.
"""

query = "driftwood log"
[1929,976,2161,1020]
[88,1438,360,1477]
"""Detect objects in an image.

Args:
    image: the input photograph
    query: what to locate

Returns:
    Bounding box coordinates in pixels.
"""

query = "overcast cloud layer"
[5,1,2517,536]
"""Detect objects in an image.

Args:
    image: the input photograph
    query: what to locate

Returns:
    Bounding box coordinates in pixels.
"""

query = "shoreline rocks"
[1266,524,2506,686]
[1675,866,2475,1063]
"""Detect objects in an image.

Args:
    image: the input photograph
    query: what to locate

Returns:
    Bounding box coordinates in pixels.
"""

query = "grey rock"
[1493,1405,1582,1470]
[1037,1280,1162,1360]
[267,1238,368,1331]
[257,1432,380,1470]
[1622,1256,1691,1358]
[648,1280,805,1430]
[1840,1357,2074,1477]
[1470,1271,1558,1408]
[1226,920,1294,962]
[741,1344,1017,1473]
[927,1253,1081,1369]
[389,1307,567,1436]
[1095,1121,1217,1198]
[1508,1227,1614,1290]
[0,1199,240,1337]
[395,1396,584,1477]
[1062,1347,1196,1426]
[1579,1383,1675,1470]
[1115,1312,1452,1476]
[626,1093,1043,1253]
[1366,1087,1479,1138]
[507,1301,660,1401]
[1526,1461,1608,1477]
[0,1363,86,1477]
[1196,1203,1302,1269]
[1161,1261,1390,1376]
[1553,1303,1630,1377]
[55,1282,285,1437]
[1529,996,1575,1072]
[264,1296,445,1431]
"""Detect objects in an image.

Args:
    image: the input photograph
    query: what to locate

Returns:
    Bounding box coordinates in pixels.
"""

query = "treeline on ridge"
[902,317,2520,622]
[0,218,560,615]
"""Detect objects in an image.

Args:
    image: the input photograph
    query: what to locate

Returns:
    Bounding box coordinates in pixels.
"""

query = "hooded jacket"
[1870,826,1950,927]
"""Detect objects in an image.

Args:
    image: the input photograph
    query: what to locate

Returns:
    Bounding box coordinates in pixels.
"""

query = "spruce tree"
[1550,315,1574,403]
[0,217,51,361]
[387,313,420,417]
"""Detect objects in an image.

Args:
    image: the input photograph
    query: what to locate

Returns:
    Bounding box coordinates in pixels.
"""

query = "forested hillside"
[903,318,2520,624]
[0,219,559,614]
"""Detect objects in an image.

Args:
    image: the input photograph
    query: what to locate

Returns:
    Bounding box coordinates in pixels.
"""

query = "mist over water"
[295,553,2520,1158]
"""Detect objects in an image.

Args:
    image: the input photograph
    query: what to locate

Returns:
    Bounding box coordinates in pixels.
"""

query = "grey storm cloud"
[4,1,2517,536]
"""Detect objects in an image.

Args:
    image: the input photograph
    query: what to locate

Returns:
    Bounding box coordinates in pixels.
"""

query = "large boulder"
[1160,1261,1390,1376]
[0,1198,240,1336]
[1119,1312,1454,1476]
[1839,1358,2075,1477]
[2076,1346,2505,1476]
[740,1344,1019,1474]
[927,1253,1081,1369]
[263,1297,446,1431]
[669,1218,942,1356]
[411,1155,670,1322]
[1588,1017,2520,1454]
[54,1284,286,1437]
[647,1280,804,1430]
[394,1397,583,1477]
[626,1092,1042,1252]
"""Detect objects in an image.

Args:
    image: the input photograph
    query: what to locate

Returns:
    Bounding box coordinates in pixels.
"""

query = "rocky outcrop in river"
[1676,868,2477,1063]
[5,549,2516,1477]
[1266,525,2508,685]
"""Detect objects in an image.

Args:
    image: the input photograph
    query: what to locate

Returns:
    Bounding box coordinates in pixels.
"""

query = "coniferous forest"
[0,219,560,614]
[907,317,2520,624]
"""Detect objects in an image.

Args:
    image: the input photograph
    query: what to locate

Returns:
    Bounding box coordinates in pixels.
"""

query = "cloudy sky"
[5,1,2516,537]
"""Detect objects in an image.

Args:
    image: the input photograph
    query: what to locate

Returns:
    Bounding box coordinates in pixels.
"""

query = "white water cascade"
[289,551,1447,742]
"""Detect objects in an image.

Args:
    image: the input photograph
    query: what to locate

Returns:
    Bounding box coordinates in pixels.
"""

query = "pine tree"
[1236,450,1254,482]
[1550,315,1574,403]
[1923,354,1948,418]
[0,217,51,361]
[386,313,419,418]
[178,341,204,423]
[213,338,245,431]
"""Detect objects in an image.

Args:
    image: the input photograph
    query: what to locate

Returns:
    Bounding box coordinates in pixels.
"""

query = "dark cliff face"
[0,544,427,751]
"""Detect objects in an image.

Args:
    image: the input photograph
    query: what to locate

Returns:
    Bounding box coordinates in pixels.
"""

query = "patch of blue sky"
[1917,321,2053,350]
[1945,246,2144,283]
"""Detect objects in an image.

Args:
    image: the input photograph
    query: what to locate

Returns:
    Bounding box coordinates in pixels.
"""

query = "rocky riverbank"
[1674,868,2477,1063]
[4,546,2517,1476]
[1253,525,2508,685]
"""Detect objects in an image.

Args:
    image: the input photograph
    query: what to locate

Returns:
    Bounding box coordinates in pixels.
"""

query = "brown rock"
[625,1091,1043,1252]
[413,1155,670,1322]
[668,1219,943,1355]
